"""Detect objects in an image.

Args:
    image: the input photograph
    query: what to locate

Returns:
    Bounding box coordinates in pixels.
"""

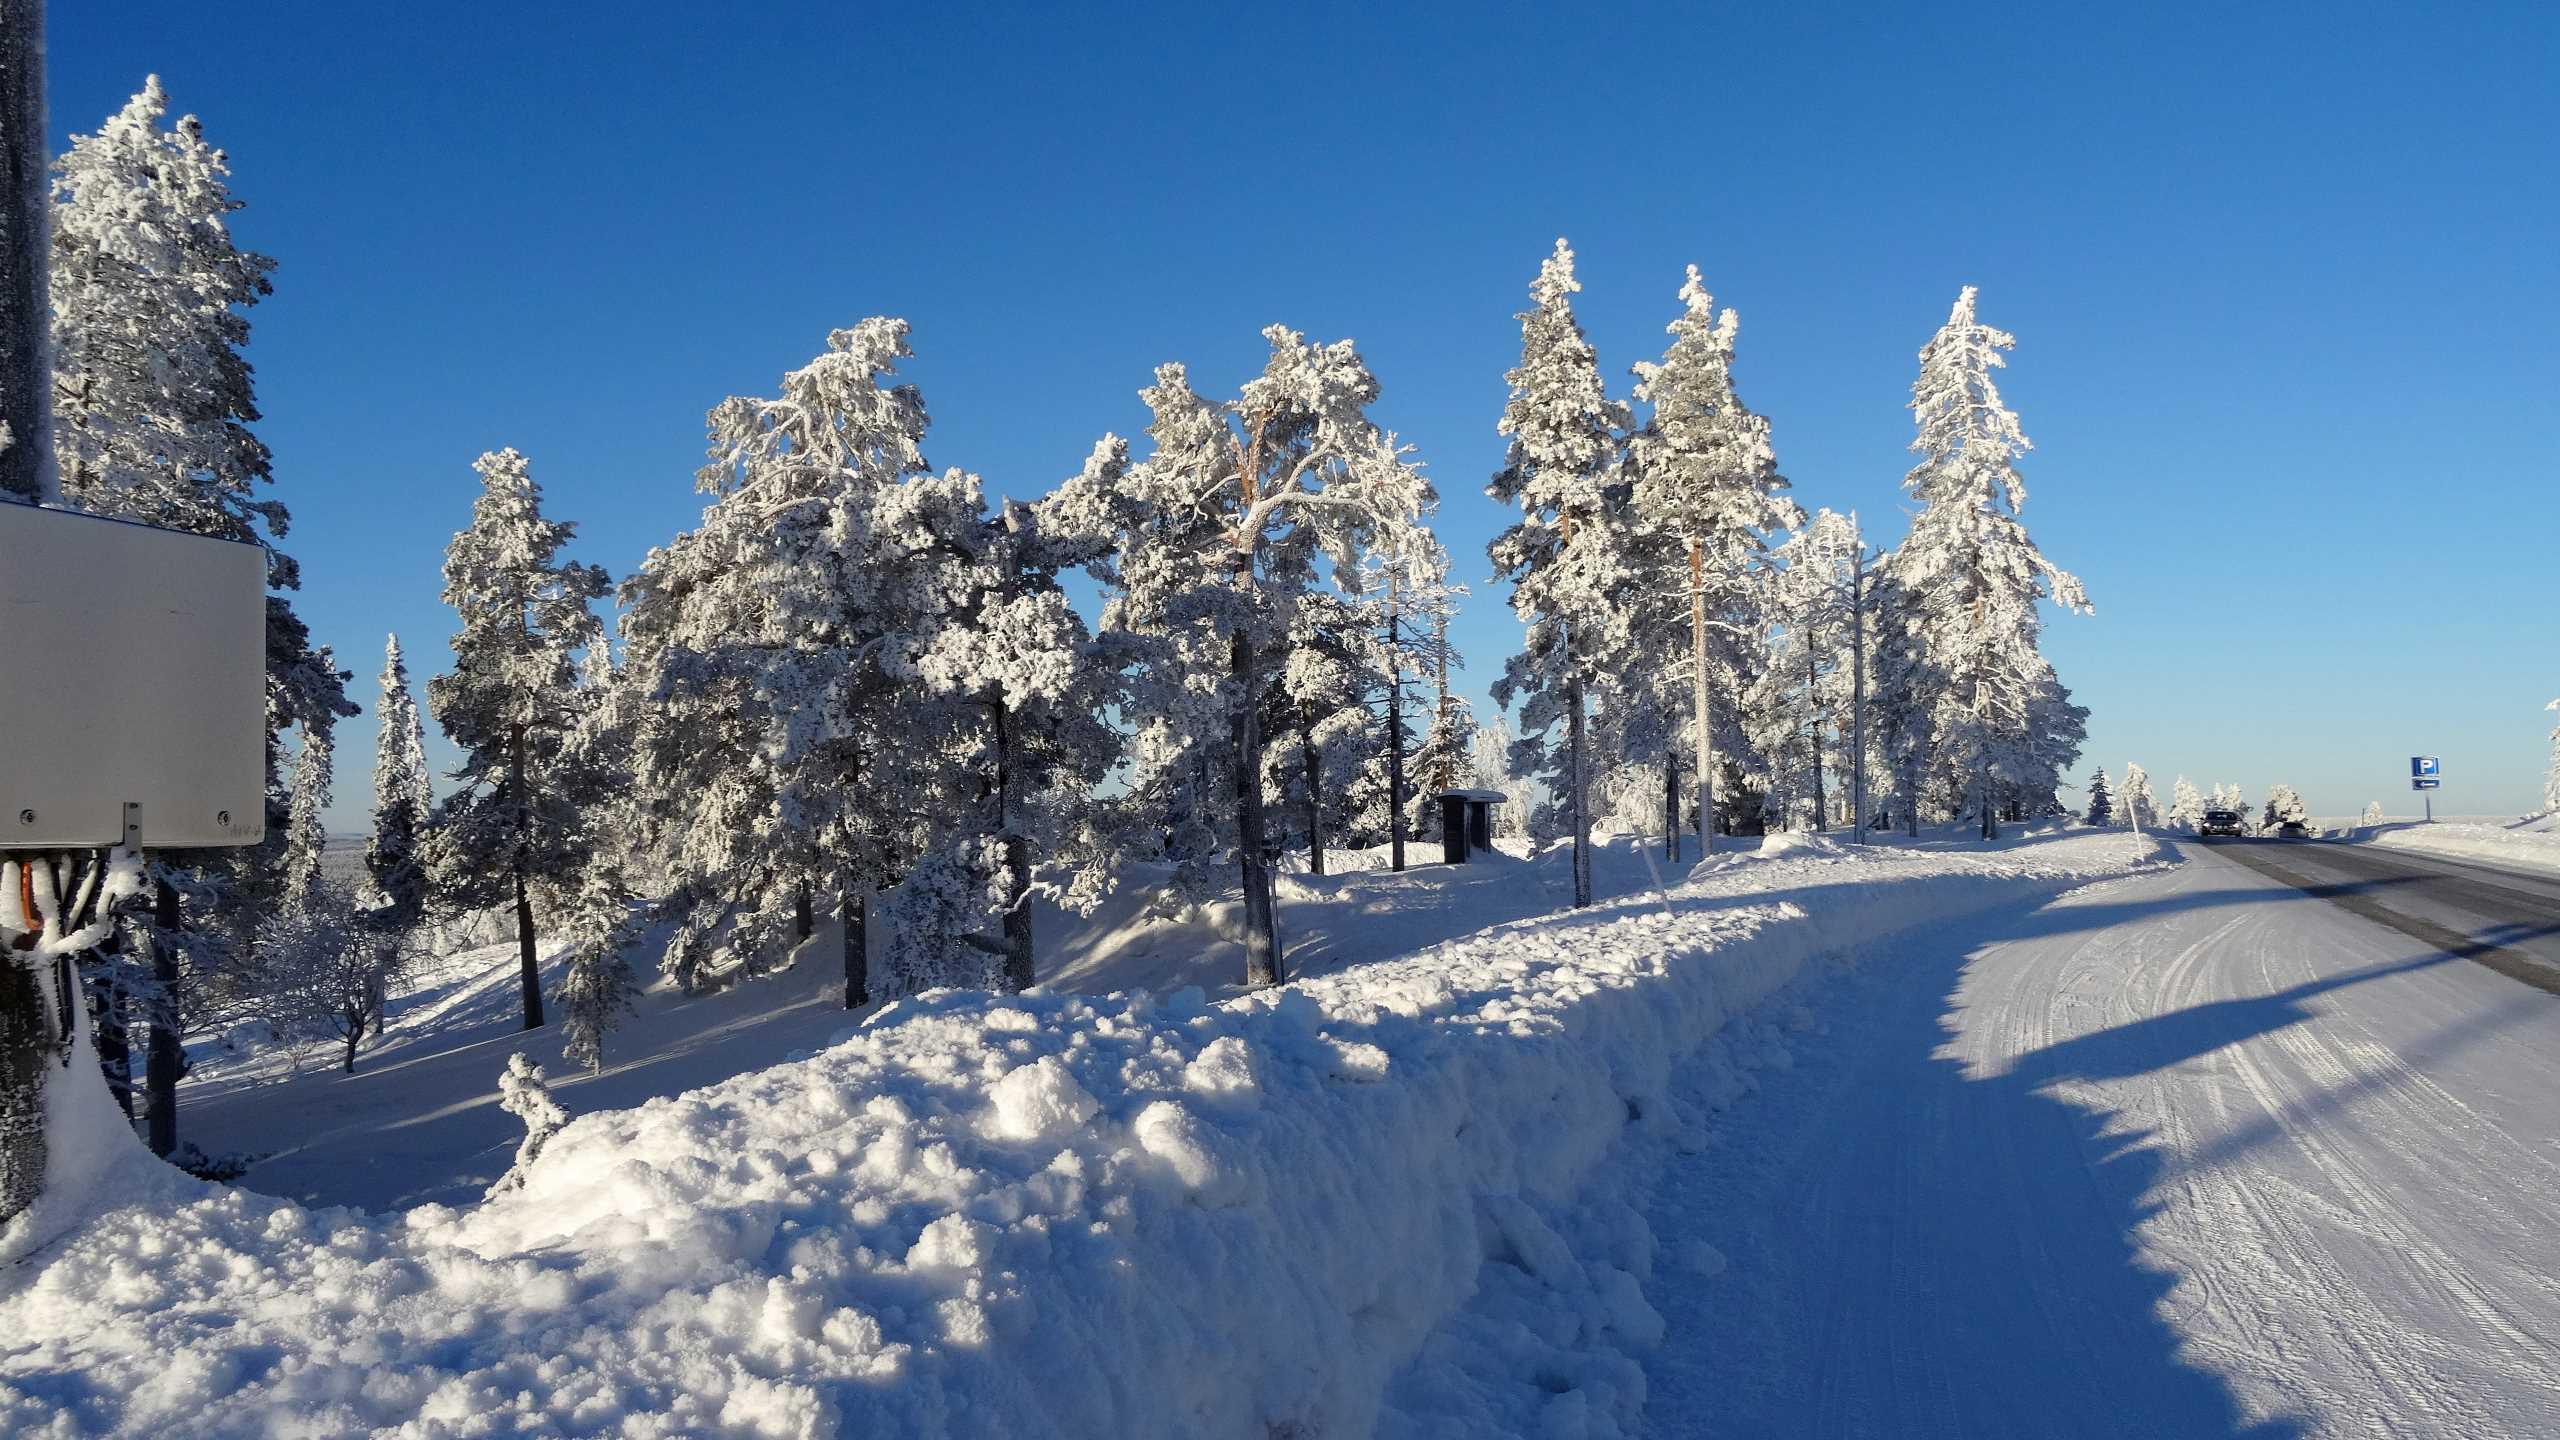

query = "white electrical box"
[0,501,268,849]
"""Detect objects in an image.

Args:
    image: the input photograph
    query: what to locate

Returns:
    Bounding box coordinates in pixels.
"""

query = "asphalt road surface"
[1644,838,2560,1439]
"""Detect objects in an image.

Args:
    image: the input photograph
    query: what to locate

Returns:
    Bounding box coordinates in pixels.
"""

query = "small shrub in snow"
[488,1052,567,1198]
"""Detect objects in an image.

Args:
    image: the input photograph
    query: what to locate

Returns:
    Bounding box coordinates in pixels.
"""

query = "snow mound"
[0,833,2154,1438]
[2349,819,2560,876]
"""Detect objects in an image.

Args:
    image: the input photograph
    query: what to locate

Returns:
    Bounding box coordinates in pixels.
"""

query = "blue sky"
[48,1,2560,829]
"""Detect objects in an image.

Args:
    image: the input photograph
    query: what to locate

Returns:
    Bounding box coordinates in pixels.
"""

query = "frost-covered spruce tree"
[1105,332,1430,980]
[2121,763,2158,831]
[1887,288,2090,839]
[618,319,948,1001]
[427,448,611,1030]
[49,76,353,1152]
[2084,767,2114,826]
[1490,240,1632,908]
[2168,775,2205,832]
[1362,531,1467,864]
[2545,699,2560,814]
[2263,783,2307,831]
[1629,266,1801,852]
[365,634,433,931]
[1755,510,1866,831]
[2363,800,2386,826]
[899,447,1135,994]
[278,696,338,909]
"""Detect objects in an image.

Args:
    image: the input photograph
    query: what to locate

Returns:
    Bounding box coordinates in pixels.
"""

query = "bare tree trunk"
[992,700,1034,994]
[841,887,869,1009]
[1300,718,1324,879]
[1690,541,1714,855]
[1850,544,1867,845]
[342,1017,361,1073]
[793,883,813,943]
[1231,626,1281,985]
[145,879,181,1156]
[1386,608,1406,874]
[1568,671,1591,909]
[1807,650,1825,831]
[1657,752,1671,861]
[507,723,544,1029]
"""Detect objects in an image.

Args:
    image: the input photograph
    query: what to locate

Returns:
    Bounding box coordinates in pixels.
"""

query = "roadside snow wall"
[0,835,2154,1438]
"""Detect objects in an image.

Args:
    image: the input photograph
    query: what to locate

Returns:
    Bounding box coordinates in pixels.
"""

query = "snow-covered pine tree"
[426,448,611,1031]
[365,635,433,931]
[2168,775,2205,831]
[2545,699,2560,814]
[901,450,1136,993]
[1107,332,1431,979]
[616,318,935,1002]
[1490,240,1633,907]
[2121,763,2159,831]
[2263,783,2307,831]
[2084,767,2114,826]
[1886,288,2090,838]
[2362,800,2385,826]
[278,695,338,909]
[1365,531,1468,862]
[1756,511,1865,831]
[49,77,355,1156]
[1629,266,1802,853]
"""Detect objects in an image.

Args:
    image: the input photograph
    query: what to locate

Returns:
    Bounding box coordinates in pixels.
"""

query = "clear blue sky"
[48,1,2560,830]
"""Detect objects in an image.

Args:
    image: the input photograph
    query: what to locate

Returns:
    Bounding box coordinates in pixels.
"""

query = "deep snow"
[0,830,2156,1438]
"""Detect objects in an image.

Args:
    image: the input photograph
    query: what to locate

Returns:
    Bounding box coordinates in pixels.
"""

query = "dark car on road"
[2200,808,2245,838]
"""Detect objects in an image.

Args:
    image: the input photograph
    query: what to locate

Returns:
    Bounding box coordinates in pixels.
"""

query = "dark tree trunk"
[508,722,544,1029]
[342,1017,362,1073]
[992,700,1035,994]
[146,879,183,1157]
[1231,625,1281,986]
[1808,654,1825,831]
[94,973,131,1119]
[793,883,813,943]
[1567,672,1591,908]
[842,888,869,1009]
[1664,750,1681,862]
[1300,717,1324,879]
[1386,611,1406,873]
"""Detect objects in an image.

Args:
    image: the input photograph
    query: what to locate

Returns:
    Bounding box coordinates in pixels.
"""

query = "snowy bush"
[487,1052,567,1198]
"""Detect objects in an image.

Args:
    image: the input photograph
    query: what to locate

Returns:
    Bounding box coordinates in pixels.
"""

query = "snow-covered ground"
[2333,814,2560,877]
[176,835,1676,1212]
[0,829,2156,1438]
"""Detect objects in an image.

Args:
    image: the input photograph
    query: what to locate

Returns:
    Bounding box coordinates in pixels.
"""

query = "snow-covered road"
[1643,840,2560,1439]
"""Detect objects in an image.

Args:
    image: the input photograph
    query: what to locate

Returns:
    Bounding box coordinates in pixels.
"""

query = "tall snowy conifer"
[365,635,433,929]
[1629,267,1800,852]
[618,319,943,1002]
[2167,775,2205,831]
[2121,763,2158,831]
[2546,700,2560,814]
[1887,288,2089,838]
[427,448,611,1030]
[2084,767,2114,826]
[279,696,338,909]
[49,77,353,1155]
[1109,331,1430,980]
[1489,240,1630,908]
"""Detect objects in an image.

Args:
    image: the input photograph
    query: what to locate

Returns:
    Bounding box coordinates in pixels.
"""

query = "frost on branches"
[2168,775,2205,832]
[2262,784,2308,832]
[1883,287,2089,838]
[1489,240,1630,908]
[2546,699,2560,815]
[426,447,613,1032]
[2084,767,2113,826]
[365,634,434,930]
[1096,328,1431,981]
[1628,264,1801,851]
[486,1052,566,1198]
[2120,763,2159,830]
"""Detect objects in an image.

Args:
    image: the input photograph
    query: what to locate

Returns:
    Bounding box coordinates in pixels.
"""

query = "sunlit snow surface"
[0,831,2153,1438]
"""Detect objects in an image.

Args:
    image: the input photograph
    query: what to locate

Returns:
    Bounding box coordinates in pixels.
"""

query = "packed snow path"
[1643,840,2560,1439]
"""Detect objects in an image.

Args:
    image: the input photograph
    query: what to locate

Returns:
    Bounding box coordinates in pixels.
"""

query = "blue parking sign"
[2411,756,2440,778]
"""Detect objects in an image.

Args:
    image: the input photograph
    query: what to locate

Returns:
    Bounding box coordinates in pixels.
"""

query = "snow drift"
[0,832,2156,1438]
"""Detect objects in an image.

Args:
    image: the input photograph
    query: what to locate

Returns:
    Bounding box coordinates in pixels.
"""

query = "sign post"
[2410,756,2441,823]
